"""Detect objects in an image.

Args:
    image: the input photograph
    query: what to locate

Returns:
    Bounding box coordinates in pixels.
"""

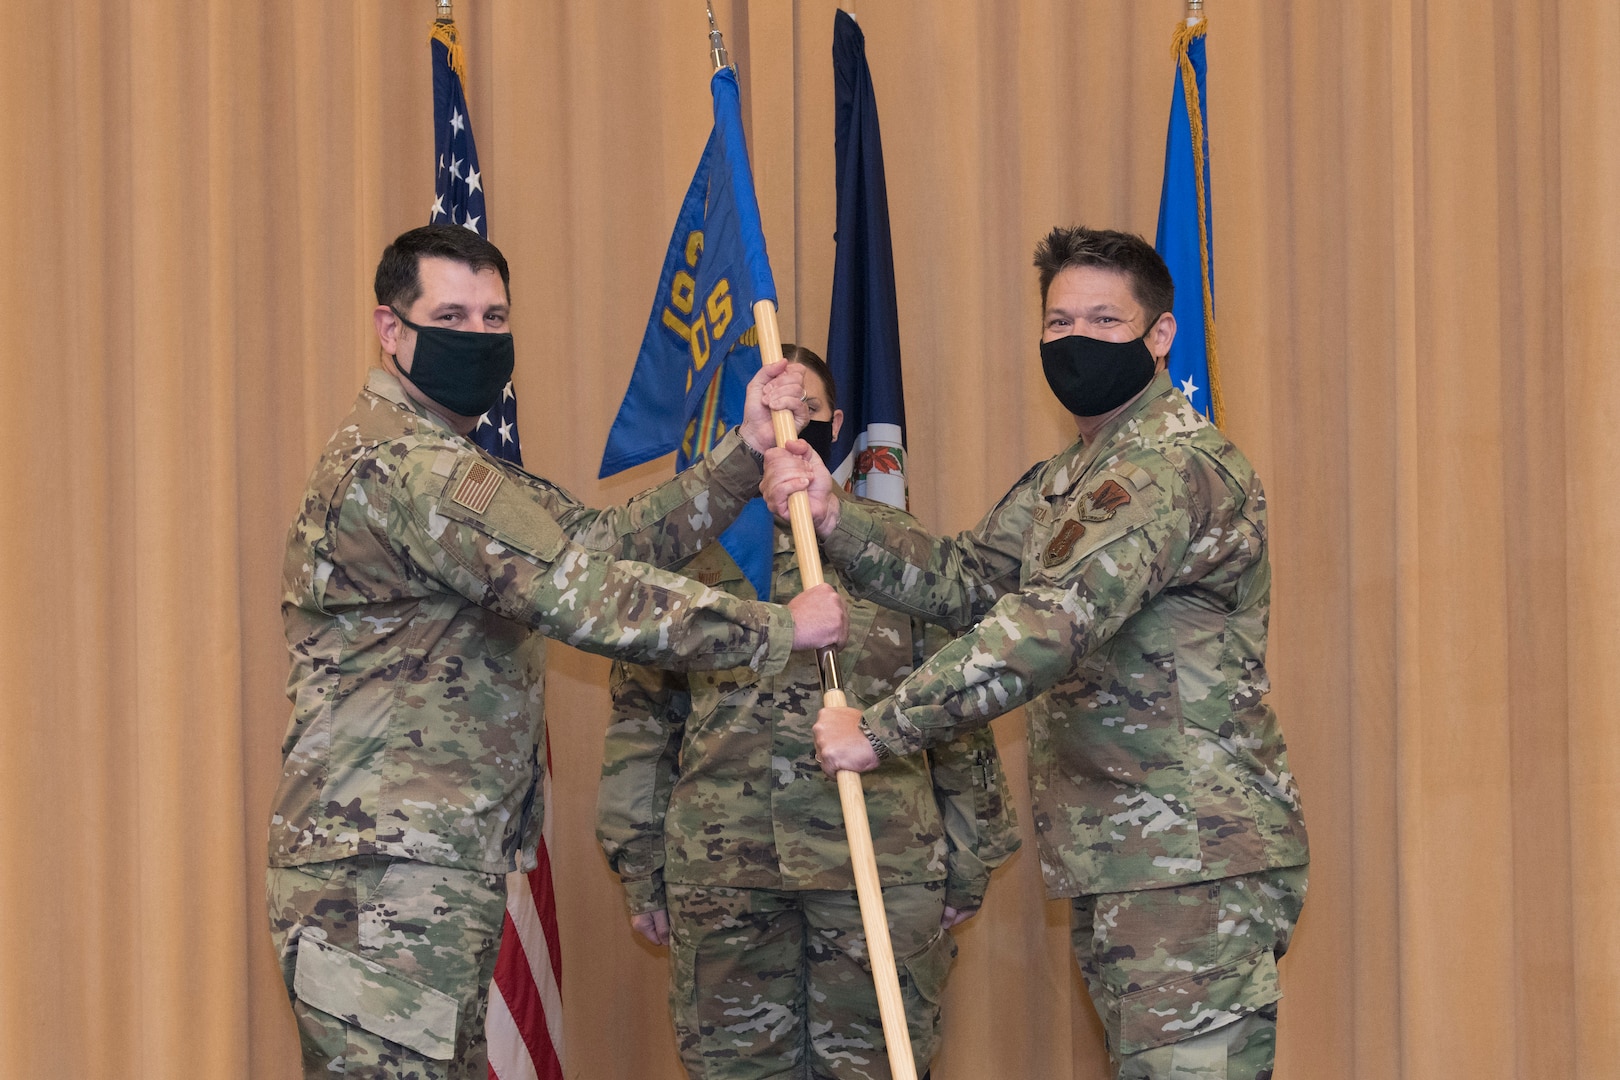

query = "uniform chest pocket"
[1037,495,1157,585]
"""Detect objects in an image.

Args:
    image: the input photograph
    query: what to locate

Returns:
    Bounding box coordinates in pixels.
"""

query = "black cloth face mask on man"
[391,308,516,418]
[1039,329,1158,418]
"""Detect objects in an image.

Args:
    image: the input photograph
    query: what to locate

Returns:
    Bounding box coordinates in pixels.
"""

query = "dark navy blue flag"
[1154,17,1224,426]
[827,10,907,509]
[429,19,521,463]
[599,68,779,599]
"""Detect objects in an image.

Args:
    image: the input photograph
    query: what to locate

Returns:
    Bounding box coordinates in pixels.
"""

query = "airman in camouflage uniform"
[598,354,1020,1080]
[267,226,846,1079]
[773,229,1309,1080]
[598,524,1019,1080]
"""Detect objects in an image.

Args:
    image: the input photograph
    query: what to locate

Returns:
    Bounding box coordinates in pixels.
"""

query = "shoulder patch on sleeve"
[430,450,458,479]
[435,455,568,563]
[450,459,504,515]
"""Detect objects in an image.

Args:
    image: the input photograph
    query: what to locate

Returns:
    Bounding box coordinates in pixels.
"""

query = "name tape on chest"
[450,461,504,515]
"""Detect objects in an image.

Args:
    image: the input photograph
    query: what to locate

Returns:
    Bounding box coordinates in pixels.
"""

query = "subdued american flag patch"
[451,461,504,515]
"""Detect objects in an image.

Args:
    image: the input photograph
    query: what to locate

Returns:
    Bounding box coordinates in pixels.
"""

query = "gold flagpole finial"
[706,2,733,74]
[436,0,453,23]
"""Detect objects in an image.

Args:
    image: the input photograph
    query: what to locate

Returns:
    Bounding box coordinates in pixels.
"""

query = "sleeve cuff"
[861,699,921,758]
[944,870,989,914]
[821,497,880,568]
[756,600,797,677]
[705,428,766,505]
[620,874,666,916]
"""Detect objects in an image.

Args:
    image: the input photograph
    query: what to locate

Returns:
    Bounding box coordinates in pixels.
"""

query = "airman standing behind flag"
[598,347,1020,1080]
[265,224,848,1080]
[767,227,1309,1080]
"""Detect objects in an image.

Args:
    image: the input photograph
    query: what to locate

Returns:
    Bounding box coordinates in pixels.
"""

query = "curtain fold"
[1,2,1614,1078]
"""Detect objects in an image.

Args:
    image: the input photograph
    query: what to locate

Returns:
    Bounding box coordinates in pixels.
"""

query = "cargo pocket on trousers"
[899,928,958,1006]
[1115,945,1279,1057]
[898,928,958,1066]
[292,934,459,1061]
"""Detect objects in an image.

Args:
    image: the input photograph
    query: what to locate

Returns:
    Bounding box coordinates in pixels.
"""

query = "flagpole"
[1186,0,1204,26]
[703,8,919,1077]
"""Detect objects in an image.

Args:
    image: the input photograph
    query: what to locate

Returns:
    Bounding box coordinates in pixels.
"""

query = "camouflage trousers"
[266,856,508,1079]
[664,881,955,1080]
[1069,865,1308,1080]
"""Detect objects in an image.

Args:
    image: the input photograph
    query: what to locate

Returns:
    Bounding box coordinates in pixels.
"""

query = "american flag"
[430,16,523,462]
[429,16,564,1080]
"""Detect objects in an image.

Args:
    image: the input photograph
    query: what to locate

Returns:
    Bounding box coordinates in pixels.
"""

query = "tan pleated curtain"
[2,2,1616,1077]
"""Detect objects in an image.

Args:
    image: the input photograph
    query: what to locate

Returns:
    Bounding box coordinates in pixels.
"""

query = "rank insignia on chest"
[1080,479,1132,522]
[1043,519,1086,567]
[451,461,504,514]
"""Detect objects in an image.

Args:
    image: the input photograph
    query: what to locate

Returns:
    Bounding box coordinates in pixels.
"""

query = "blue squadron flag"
[429,18,522,463]
[600,68,780,600]
[1154,14,1225,426]
[826,10,908,509]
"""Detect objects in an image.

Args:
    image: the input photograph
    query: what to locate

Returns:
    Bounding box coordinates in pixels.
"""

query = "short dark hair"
[782,343,838,409]
[1033,226,1174,324]
[374,224,511,311]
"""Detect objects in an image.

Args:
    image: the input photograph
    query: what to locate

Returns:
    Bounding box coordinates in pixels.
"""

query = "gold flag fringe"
[430,17,468,85]
[1171,17,1225,428]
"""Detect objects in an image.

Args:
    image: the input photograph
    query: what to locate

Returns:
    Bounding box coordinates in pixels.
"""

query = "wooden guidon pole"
[755,299,918,1080]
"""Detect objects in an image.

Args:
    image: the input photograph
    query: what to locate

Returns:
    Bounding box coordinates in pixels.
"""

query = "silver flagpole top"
[437,0,453,22]
[706,2,733,73]
[1186,0,1205,27]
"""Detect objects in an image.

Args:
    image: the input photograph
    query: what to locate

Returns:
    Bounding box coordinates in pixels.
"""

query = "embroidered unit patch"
[1081,479,1132,521]
[1043,519,1087,567]
[451,461,504,515]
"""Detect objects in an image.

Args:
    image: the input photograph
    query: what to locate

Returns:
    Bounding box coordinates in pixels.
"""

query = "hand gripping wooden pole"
[754,299,919,1080]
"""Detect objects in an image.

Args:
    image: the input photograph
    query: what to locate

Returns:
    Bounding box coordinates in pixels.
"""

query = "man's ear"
[374,305,403,357]
[1148,311,1177,364]
[831,409,845,442]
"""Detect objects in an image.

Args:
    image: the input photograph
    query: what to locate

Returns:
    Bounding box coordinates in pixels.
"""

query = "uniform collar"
[1041,370,1176,497]
[365,367,459,435]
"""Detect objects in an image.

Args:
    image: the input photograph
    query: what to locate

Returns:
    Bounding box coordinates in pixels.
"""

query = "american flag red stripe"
[488,746,565,1080]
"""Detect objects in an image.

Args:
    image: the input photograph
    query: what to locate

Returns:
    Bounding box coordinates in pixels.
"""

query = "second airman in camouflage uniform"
[267,226,846,1079]
[599,354,1020,1080]
[775,230,1309,1080]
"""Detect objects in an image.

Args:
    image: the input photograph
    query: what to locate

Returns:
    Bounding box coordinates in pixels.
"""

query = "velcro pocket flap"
[293,935,459,1061]
[1116,944,1279,1056]
[899,928,960,1007]
[437,457,568,563]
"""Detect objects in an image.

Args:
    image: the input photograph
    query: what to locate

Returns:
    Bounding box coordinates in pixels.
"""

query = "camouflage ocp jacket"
[271,369,795,875]
[597,513,1020,915]
[821,372,1309,898]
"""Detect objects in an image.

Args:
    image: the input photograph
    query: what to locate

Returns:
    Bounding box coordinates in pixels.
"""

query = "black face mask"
[1039,331,1157,418]
[391,308,515,418]
[800,419,835,467]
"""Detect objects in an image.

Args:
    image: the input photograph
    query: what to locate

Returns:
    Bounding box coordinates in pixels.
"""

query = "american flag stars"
[429,21,516,461]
